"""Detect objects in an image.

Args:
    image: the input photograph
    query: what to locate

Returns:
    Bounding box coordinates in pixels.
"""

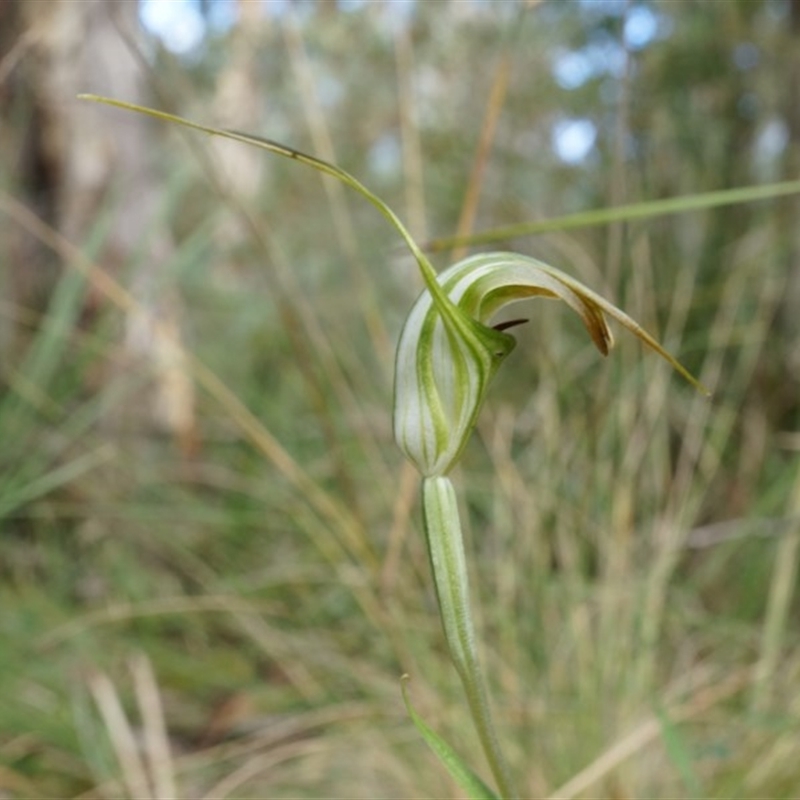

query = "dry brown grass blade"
[750,470,800,711]
[88,669,152,800]
[547,668,750,800]
[282,12,392,365]
[380,459,419,598]
[201,738,331,800]
[451,55,511,264]
[0,190,377,577]
[86,656,176,799]
[39,595,274,648]
[130,654,178,800]
[394,23,428,243]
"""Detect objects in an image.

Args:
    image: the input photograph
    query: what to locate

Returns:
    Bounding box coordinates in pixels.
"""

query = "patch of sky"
[552,118,597,165]
[140,0,207,54]
[753,117,788,180]
[338,0,370,11]
[755,117,789,162]
[140,0,239,54]
[556,3,671,85]
[577,0,627,17]
[368,133,402,179]
[206,0,238,32]
[552,32,627,91]
[275,0,320,22]
[765,0,790,22]
[733,42,760,71]
[589,33,628,77]
[552,49,595,90]
[378,0,417,29]
[261,0,292,18]
[623,5,659,50]
[317,74,344,110]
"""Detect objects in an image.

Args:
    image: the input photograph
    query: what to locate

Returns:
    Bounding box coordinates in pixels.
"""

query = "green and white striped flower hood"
[394,251,704,478]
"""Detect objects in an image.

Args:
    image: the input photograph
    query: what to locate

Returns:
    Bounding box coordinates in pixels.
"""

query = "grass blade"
[401,677,499,800]
[655,705,703,796]
[426,180,800,251]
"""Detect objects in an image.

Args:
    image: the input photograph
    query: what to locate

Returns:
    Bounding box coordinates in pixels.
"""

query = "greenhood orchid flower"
[75,98,705,481]
[394,251,706,478]
[391,252,708,800]
[79,95,709,800]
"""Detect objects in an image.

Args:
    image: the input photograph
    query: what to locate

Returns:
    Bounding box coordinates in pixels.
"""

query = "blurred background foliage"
[1,0,800,797]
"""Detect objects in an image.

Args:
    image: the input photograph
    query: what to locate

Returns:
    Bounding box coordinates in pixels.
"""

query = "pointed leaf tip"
[401,677,500,800]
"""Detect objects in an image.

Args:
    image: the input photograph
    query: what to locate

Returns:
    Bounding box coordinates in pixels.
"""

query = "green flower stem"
[76,95,464,335]
[422,476,517,800]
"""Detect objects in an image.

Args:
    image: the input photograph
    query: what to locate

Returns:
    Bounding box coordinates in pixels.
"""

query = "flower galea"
[393,251,706,478]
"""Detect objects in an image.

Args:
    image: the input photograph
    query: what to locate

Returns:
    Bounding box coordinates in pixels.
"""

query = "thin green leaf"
[0,446,114,520]
[426,180,800,251]
[655,705,704,796]
[77,95,461,327]
[78,95,502,423]
[401,676,499,800]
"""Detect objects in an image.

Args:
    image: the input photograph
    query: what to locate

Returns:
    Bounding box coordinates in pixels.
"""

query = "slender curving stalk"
[423,475,516,799]
[81,94,707,800]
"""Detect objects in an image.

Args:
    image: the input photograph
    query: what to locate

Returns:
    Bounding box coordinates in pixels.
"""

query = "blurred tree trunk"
[211,0,266,249]
[1,0,197,453]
